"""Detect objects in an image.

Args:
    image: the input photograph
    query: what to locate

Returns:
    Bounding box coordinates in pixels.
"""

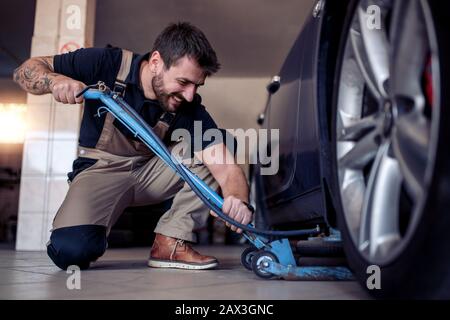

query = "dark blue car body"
[252,0,347,230]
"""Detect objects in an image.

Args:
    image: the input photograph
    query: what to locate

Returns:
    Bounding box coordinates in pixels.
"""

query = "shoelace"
[170,239,185,260]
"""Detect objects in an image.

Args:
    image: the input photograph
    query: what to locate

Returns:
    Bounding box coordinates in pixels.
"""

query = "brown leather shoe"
[148,233,218,270]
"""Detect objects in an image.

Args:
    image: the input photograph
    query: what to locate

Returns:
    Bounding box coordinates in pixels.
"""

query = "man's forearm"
[218,165,249,203]
[13,56,60,95]
[197,143,253,231]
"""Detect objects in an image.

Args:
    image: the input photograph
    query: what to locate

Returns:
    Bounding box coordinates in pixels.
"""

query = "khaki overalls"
[52,50,219,242]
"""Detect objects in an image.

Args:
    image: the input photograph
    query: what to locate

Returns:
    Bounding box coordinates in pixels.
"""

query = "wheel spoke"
[339,114,379,141]
[389,0,428,110]
[350,0,390,99]
[358,143,402,260]
[339,129,380,170]
[391,111,429,200]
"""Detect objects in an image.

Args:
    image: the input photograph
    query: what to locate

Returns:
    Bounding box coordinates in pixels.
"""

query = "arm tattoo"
[13,56,60,95]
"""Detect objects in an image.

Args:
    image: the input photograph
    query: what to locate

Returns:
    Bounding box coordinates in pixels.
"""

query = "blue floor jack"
[240,229,353,280]
[78,82,354,281]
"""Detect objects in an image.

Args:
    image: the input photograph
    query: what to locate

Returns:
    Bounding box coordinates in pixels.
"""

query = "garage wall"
[199,77,268,130]
[199,77,269,176]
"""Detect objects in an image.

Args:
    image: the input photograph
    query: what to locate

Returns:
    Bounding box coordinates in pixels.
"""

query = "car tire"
[330,0,450,298]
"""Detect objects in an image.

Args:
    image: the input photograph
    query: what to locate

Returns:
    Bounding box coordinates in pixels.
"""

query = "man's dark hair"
[152,22,220,76]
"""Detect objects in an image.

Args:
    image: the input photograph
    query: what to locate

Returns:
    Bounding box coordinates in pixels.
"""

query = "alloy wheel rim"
[336,0,440,265]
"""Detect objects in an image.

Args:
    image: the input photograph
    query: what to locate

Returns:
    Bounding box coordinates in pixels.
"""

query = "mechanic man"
[13,22,253,270]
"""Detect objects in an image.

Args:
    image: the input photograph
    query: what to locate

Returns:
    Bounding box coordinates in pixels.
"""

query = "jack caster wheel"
[251,251,279,279]
[241,247,257,271]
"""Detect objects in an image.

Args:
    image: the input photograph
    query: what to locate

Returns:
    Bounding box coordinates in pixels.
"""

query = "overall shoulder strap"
[113,49,133,97]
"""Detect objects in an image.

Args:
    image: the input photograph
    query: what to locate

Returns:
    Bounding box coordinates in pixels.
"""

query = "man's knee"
[47,225,107,270]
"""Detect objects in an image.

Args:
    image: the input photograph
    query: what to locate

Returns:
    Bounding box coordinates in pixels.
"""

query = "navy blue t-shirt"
[53,47,226,180]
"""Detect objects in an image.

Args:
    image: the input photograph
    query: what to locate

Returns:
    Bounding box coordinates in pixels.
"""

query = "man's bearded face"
[152,70,186,113]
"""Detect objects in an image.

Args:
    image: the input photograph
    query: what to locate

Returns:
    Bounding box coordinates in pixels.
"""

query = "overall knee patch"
[47,225,107,270]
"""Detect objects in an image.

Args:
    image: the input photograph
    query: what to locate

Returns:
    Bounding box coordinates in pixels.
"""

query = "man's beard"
[152,72,183,113]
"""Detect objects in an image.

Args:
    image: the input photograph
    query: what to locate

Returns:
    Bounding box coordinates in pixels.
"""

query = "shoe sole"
[148,259,218,270]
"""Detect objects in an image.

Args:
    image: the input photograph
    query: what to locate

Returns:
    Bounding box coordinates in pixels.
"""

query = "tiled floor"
[0,245,371,299]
